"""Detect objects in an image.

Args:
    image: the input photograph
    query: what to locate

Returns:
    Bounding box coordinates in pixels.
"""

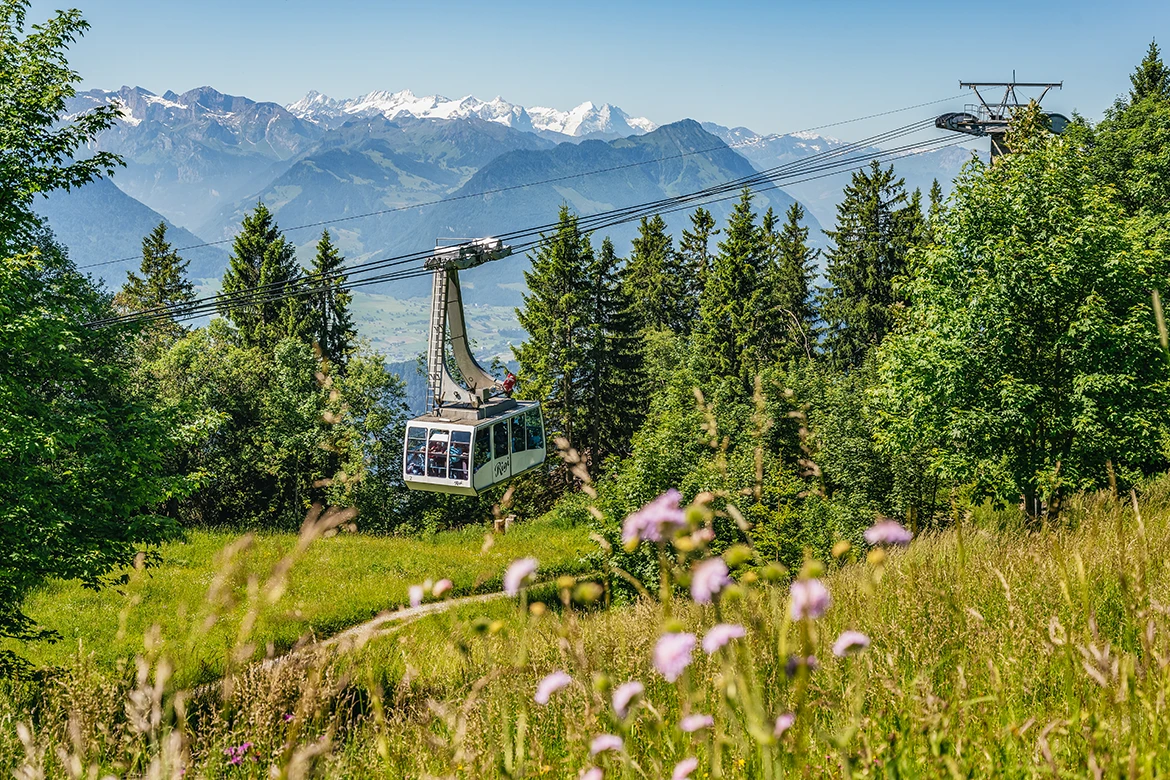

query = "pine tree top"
[1130,39,1170,104]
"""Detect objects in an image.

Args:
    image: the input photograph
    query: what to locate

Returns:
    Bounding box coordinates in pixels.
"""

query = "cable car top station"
[936,78,1067,158]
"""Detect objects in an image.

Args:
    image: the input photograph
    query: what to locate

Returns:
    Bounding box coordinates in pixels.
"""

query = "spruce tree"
[115,221,195,345]
[927,179,946,240]
[581,237,645,463]
[818,162,922,370]
[514,206,592,449]
[623,214,687,333]
[698,189,767,384]
[677,206,718,324]
[769,202,819,362]
[1129,39,1170,104]
[219,203,309,351]
[309,229,356,368]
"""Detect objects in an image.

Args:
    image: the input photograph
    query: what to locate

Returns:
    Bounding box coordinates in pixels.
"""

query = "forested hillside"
[6,1,1170,774]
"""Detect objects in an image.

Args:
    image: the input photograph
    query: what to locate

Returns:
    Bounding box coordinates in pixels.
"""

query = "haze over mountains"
[39,84,977,308]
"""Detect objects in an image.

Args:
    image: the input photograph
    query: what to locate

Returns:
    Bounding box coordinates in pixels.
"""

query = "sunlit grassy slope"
[300,483,1170,777]
[2,516,592,683]
[7,485,1170,777]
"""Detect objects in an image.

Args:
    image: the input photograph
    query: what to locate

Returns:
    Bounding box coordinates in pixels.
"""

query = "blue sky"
[29,0,1170,138]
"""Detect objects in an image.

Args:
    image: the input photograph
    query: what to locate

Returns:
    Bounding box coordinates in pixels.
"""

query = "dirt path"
[321,590,507,652]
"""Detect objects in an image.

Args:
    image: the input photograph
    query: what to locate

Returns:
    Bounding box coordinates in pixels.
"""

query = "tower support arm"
[424,238,514,412]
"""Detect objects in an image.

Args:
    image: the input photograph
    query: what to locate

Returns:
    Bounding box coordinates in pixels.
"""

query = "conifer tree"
[818,162,922,370]
[115,222,195,344]
[623,214,687,333]
[514,207,592,448]
[698,189,767,384]
[677,206,718,325]
[927,179,946,240]
[219,203,309,351]
[309,229,356,368]
[769,202,819,362]
[1129,39,1170,104]
[908,187,928,245]
[581,237,645,463]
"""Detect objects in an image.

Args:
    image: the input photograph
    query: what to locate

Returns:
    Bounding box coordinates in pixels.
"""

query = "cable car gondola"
[402,238,546,495]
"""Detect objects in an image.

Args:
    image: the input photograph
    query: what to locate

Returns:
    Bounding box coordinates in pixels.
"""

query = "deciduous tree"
[877,117,1170,519]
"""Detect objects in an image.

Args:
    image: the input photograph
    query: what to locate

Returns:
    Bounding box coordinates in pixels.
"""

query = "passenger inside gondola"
[427,431,449,478]
[450,430,471,480]
[406,426,426,475]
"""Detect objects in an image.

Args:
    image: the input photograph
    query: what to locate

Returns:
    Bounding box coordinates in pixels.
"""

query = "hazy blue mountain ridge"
[700,121,981,227]
[45,84,977,302]
[33,176,229,286]
[197,115,558,259]
[390,120,820,304]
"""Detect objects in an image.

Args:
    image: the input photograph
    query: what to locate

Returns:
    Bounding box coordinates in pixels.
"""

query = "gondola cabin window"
[474,428,491,474]
[406,427,426,477]
[450,430,471,481]
[403,402,546,496]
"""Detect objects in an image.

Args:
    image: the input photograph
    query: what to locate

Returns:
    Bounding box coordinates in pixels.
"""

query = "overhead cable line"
[92,118,942,326]
[96,124,960,327]
[75,95,966,271]
[95,124,967,328]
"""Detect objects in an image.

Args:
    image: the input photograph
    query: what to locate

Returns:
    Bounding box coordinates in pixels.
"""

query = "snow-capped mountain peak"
[285,89,657,138]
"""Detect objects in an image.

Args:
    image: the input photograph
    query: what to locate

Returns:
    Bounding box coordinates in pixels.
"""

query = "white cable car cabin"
[402,238,546,495]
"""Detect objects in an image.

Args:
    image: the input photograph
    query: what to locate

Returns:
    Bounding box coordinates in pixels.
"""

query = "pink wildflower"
[789,578,831,620]
[702,623,746,654]
[691,557,731,604]
[504,557,538,596]
[653,632,696,682]
[680,713,714,732]
[864,519,913,546]
[774,712,796,736]
[832,630,871,657]
[223,742,253,766]
[612,681,644,718]
[622,489,686,545]
[579,768,603,780]
[432,578,453,598]
[534,670,572,705]
[672,757,699,780]
[590,734,623,756]
[408,584,424,608]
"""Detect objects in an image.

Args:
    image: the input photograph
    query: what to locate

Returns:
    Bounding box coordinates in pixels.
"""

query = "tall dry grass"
[4,479,1170,778]
[313,486,1170,778]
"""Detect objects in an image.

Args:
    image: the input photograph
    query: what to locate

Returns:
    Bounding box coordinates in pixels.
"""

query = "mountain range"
[286,89,656,139]
[45,84,977,308]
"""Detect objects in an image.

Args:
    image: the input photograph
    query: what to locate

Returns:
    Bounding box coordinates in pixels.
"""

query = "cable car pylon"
[403,238,546,496]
